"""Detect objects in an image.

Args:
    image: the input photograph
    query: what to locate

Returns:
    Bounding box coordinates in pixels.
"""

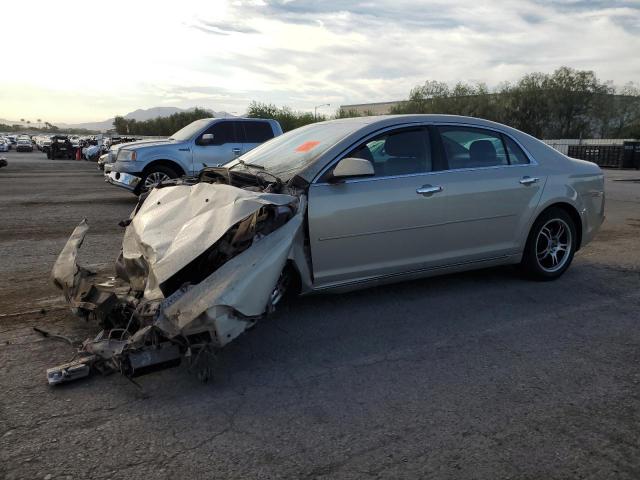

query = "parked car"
[6,135,17,147]
[45,136,74,159]
[38,136,52,151]
[0,140,8,152]
[97,153,109,171]
[16,138,34,152]
[50,114,604,384]
[84,144,102,161]
[105,117,283,193]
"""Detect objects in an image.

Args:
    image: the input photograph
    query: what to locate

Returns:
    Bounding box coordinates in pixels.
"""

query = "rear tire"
[521,207,577,281]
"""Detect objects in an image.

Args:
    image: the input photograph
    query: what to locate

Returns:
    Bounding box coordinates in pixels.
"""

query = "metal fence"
[543,139,640,169]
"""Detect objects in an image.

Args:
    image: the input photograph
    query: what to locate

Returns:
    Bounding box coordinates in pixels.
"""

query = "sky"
[1,0,639,124]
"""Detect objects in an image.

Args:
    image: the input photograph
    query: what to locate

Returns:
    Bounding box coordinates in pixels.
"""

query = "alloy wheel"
[269,270,290,307]
[144,171,171,190]
[535,218,572,273]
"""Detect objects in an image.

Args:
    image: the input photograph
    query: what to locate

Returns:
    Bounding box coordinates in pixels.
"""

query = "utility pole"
[314,103,330,120]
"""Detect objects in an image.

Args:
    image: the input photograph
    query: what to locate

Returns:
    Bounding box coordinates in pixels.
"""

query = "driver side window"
[346,128,432,178]
[197,122,239,146]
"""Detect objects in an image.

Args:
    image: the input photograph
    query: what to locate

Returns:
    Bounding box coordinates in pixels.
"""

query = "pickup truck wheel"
[140,166,178,191]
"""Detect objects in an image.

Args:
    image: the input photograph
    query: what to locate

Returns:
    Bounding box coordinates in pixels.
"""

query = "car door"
[240,120,275,154]
[191,121,244,171]
[427,125,546,262]
[308,126,452,287]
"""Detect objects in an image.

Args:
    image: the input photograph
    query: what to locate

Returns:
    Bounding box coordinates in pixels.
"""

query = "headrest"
[384,132,423,157]
[469,139,497,163]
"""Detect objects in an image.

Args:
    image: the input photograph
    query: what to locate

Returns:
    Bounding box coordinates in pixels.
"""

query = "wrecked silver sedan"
[49,115,605,384]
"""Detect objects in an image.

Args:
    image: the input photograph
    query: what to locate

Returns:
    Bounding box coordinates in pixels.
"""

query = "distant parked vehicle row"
[0,134,35,152]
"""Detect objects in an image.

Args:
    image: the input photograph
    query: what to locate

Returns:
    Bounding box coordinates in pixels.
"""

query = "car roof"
[313,114,517,130]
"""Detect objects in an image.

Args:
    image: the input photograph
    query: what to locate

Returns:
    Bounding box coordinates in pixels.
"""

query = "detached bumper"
[105,171,141,192]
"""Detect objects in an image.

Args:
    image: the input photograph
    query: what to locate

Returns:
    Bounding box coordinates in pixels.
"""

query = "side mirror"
[331,157,375,180]
[201,133,214,145]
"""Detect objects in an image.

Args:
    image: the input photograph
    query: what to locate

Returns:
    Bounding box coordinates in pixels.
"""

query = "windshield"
[228,121,364,181]
[169,118,211,141]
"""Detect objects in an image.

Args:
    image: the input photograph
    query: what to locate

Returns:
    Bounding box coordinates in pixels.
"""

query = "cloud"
[2,0,639,122]
[210,0,640,95]
[190,19,260,35]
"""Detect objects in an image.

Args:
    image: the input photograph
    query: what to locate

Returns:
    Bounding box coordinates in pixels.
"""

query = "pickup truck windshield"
[228,121,363,181]
[169,118,211,142]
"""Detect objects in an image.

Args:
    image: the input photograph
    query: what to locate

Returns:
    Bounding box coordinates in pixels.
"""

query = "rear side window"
[199,121,239,145]
[345,128,431,178]
[242,121,274,143]
[503,135,530,165]
[438,126,508,169]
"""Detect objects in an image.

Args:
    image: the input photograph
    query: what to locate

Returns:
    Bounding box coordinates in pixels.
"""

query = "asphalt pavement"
[1,150,639,479]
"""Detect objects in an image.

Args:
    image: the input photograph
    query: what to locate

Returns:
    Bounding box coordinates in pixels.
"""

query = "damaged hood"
[156,195,306,336]
[122,183,297,297]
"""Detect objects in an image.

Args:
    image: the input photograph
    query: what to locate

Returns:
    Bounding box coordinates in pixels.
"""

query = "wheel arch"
[283,259,303,296]
[142,159,185,176]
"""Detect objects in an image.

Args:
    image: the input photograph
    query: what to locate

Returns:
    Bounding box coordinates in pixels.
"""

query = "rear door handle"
[416,185,443,196]
[519,176,539,185]
[232,147,241,155]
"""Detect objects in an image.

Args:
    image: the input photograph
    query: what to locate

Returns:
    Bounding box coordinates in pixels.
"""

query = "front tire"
[139,165,178,192]
[521,207,577,281]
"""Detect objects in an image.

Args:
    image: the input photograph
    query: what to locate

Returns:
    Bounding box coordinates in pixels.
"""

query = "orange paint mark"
[295,140,320,152]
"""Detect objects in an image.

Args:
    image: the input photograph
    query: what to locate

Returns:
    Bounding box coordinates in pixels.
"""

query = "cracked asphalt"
[1,151,640,479]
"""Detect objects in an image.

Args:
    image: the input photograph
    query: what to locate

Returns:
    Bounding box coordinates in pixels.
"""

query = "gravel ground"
[1,151,639,480]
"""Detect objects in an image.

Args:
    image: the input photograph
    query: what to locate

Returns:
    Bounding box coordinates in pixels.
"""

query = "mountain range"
[0,107,236,132]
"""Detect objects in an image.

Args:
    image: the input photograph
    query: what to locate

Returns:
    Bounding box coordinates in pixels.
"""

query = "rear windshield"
[228,121,364,181]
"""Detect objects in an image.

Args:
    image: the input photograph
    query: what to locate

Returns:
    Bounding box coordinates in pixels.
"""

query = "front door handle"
[232,147,241,155]
[519,176,539,185]
[416,185,443,196]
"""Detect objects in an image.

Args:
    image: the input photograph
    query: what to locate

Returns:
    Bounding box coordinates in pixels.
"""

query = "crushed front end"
[47,168,310,385]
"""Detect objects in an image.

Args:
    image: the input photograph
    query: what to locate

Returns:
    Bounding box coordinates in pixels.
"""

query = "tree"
[392,67,639,139]
[336,108,369,118]
[247,102,322,132]
[500,72,551,138]
[112,108,213,136]
[0,123,96,134]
